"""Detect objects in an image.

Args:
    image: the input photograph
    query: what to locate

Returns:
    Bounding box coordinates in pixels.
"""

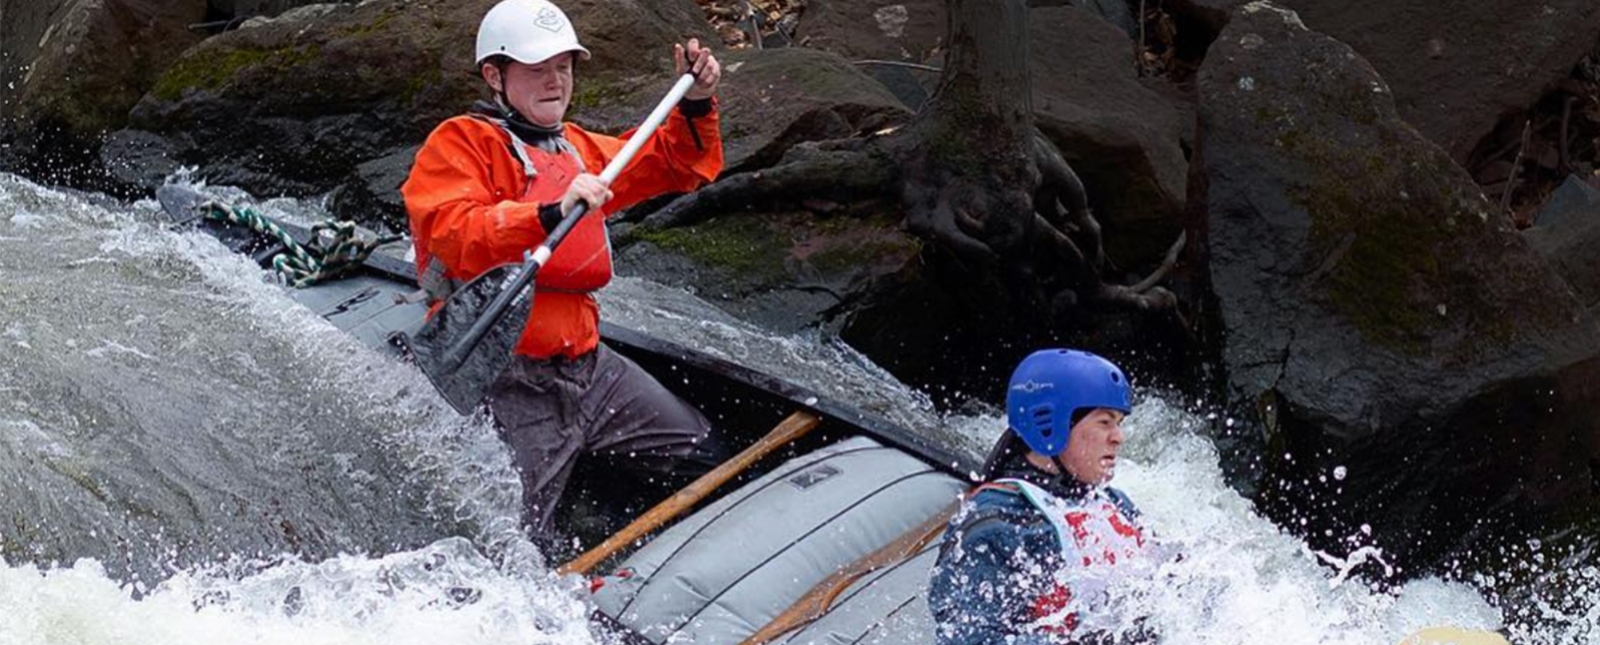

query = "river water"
[0,173,1590,643]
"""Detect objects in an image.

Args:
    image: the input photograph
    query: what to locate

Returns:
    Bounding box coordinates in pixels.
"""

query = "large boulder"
[1032,6,1189,267]
[0,0,207,190]
[1191,2,1600,572]
[118,0,712,199]
[1169,0,1600,164]
[714,47,909,173]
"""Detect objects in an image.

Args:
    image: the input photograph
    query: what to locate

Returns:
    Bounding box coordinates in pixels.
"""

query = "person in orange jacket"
[402,0,728,548]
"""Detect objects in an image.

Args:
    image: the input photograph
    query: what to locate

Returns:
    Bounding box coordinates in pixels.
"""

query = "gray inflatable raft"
[590,436,965,645]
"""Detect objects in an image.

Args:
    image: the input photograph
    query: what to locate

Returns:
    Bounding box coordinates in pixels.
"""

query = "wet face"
[483,53,574,127]
[1059,408,1126,485]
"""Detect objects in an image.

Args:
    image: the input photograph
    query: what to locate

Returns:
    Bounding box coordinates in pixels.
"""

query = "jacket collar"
[468,100,566,150]
[992,457,1095,502]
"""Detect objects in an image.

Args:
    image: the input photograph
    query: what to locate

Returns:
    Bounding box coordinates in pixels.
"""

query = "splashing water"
[0,539,592,645]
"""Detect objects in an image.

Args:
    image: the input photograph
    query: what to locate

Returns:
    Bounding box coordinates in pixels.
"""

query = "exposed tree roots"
[636,126,1183,320]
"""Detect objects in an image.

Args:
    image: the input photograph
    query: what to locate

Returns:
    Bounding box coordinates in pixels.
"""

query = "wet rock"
[121,0,713,198]
[0,0,69,118]
[796,0,1139,63]
[615,5,1191,396]
[99,129,184,190]
[1191,1,1600,572]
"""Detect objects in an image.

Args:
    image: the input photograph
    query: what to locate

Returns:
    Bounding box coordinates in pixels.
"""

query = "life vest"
[990,478,1152,636]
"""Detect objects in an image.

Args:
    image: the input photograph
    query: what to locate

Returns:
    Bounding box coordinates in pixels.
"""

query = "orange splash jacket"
[402,101,722,359]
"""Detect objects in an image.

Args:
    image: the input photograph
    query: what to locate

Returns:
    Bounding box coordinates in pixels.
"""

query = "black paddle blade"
[155,184,212,227]
[400,263,535,415]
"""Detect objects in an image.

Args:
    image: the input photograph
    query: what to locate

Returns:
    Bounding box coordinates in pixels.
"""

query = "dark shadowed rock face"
[120,0,712,197]
[1031,6,1188,268]
[1169,0,1600,164]
[1193,1,1600,572]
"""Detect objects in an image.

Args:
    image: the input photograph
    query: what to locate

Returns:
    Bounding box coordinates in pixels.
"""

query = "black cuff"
[678,97,714,118]
[538,202,563,233]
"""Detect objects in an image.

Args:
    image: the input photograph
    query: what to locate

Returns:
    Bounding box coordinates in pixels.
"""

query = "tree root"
[1027,131,1182,314]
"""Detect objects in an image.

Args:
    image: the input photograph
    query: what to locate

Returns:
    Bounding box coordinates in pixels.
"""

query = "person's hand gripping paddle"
[401,72,698,415]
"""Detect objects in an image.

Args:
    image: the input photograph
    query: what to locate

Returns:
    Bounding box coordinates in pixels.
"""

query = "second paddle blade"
[401,262,534,415]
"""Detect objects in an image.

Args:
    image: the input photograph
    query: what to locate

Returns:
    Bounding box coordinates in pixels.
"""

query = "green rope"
[201,201,400,288]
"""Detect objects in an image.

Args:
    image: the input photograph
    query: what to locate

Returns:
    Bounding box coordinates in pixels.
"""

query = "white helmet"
[475,0,592,66]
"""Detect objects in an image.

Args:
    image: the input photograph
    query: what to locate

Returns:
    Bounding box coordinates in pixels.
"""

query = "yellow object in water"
[1398,626,1510,645]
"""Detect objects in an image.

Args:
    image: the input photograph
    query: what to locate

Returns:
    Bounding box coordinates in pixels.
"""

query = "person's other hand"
[560,173,613,216]
[674,39,721,101]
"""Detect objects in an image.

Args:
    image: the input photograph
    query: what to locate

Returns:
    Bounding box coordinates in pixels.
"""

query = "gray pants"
[486,343,722,542]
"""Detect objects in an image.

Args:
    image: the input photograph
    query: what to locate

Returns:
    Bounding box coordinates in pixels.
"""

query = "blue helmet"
[1005,349,1132,456]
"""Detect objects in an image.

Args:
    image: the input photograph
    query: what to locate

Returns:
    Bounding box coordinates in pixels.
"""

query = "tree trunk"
[926,0,1033,168]
[901,0,1040,262]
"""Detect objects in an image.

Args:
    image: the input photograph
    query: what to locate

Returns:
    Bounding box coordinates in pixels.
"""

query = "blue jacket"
[928,467,1144,645]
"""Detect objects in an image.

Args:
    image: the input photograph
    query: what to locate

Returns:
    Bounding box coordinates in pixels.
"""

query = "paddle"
[402,73,698,415]
[740,500,959,645]
[559,410,823,576]
[1397,626,1509,645]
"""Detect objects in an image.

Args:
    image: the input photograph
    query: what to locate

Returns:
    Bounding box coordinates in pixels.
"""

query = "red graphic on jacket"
[1000,479,1148,635]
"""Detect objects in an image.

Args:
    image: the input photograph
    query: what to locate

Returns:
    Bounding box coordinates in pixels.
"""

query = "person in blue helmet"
[929,348,1157,645]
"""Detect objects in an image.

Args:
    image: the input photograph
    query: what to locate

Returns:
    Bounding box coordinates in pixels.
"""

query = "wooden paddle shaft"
[740,500,960,645]
[1398,627,1509,645]
[558,409,823,576]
